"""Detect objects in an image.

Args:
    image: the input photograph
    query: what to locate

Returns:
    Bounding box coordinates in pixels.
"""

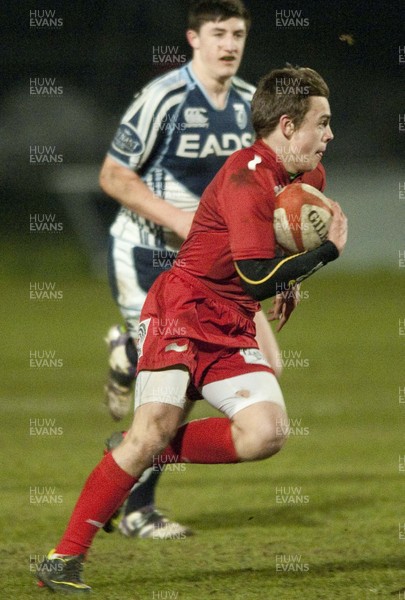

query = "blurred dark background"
[1,0,404,272]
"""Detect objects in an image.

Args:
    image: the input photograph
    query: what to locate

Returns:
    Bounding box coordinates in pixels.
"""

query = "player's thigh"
[119,368,190,458]
[202,367,288,459]
[202,369,286,420]
[134,367,190,416]
[108,235,146,336]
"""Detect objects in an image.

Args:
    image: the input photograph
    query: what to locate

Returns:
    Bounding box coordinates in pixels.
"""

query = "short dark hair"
[252,65,330,138]
[188,0,251,33]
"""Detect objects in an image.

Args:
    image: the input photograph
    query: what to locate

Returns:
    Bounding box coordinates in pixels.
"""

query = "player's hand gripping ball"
[274,183,333,253]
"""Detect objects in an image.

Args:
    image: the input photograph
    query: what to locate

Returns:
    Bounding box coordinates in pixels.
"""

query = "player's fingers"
[275,318,283,332]
[329,200,341,215]
[330,199,346,218]
[276,295,298,330]
[332,201,347,221]
[291,285,300,306]
[276,312,288,332]
[267,296,282,321]
[268,310,282,322]
[269,307,284,324]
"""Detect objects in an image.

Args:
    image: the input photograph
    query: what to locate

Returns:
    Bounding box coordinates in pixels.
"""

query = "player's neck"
[191,59,232,109]
[261,133,299,175]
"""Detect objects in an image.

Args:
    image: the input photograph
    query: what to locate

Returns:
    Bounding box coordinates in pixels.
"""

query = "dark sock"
[125,468,162,514]
[111,336,137,387]
[126,337,138,369]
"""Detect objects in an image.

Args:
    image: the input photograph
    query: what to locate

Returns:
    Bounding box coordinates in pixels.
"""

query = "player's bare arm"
[100,156,195,240]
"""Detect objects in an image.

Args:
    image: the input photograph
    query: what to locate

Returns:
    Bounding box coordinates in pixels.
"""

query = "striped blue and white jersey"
[109,62,255,250]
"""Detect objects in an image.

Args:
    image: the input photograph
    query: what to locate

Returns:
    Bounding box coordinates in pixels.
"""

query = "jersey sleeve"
[218,153,277,261]
[107,74,186,171]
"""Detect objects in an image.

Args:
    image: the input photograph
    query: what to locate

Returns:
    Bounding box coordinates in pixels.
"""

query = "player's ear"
[186,29,200,50]
[279,115,295,139]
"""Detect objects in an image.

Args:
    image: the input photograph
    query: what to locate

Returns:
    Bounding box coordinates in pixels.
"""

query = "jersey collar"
[252,139,293,184]
[186,62,232,112]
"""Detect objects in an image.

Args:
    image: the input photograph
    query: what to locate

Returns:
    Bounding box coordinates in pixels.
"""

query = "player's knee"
[232,403,288,461]
[248,419,287,459]
[138,410,178,449]
[266,417,288,455]
[117,404,181,468]
[136,421,175,453]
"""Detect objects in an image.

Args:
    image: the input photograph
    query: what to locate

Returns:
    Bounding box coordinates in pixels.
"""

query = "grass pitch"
[1,251,403,599]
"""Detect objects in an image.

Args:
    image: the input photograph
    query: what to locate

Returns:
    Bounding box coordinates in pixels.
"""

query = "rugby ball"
[274,183,333,253]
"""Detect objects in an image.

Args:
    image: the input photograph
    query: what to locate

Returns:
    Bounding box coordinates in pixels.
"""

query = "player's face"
[289,96,334,172]
[188,18,247,81]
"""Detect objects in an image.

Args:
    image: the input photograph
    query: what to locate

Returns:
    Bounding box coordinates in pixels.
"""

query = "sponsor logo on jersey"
[176,132,252,158]
[183,107,209,128]
[233,103,248,129]
[112,123,144,156]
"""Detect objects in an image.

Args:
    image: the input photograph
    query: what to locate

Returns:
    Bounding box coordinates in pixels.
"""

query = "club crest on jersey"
[184,107,209,128]
[112,123,144,156]
[233,103,248,129]
[137,318,151,358]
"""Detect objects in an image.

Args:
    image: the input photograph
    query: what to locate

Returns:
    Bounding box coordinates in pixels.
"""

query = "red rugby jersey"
[175,139,326,313]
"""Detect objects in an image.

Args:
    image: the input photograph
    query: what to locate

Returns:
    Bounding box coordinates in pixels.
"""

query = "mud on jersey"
[108,62,255,251]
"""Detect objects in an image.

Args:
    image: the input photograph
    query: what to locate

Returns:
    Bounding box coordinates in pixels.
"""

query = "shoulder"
[231,76,256,102]
[219,145,274,193]
[122,66,190,122]
[226,145,257,167]
[140,65,190,97]
[225,143,269,174]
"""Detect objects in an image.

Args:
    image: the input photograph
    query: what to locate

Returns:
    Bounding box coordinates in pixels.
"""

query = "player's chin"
[300,155,321,172]
[218,59,239,74]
